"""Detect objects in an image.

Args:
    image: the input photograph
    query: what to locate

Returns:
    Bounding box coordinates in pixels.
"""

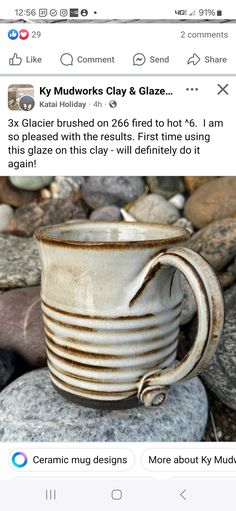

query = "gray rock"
[0,368,208,441]
[0,235,41,288]
[50,176,85,199]
[10,176,54,191]
[90,206,121,221]
[0,287,46,367]
[129,194,180,224]
[81,177,145,209]
[201,284,236,410]
[0,349,16,390]
[0,205,14,232]
[146,177,185,198]
[8,196,88,237]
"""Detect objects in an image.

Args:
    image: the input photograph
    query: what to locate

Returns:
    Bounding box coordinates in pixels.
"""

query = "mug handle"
[135,247,224,407]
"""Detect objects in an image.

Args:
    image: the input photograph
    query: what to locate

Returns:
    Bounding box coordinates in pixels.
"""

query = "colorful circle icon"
[8,29,19,40]
[19,29,29,40]
[12,452,28,468]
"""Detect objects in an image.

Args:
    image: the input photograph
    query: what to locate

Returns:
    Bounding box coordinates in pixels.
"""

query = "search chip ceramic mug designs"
[35,221,224,409]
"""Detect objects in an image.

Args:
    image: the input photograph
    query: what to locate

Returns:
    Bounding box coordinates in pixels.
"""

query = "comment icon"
[133,53,146,66]
[60,53,73,66]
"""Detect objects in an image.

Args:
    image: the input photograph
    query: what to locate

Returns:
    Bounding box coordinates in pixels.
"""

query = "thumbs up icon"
[9,53,22,66]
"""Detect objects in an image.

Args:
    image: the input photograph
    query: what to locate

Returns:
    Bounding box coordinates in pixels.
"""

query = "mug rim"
[35,220,191,248]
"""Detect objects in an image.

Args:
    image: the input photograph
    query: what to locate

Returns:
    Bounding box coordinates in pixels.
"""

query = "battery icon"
[217,10,223,16]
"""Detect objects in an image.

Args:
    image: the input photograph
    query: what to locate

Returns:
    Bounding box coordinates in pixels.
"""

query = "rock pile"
[0,175,235,441]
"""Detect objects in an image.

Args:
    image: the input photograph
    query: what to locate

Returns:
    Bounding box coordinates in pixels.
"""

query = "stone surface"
[174,217,194,234]
[146,177,185,198]
[10,176,54,191]
[120,209,136,222]
[50,176,85,199]
[0,235,41,288]
[0,177,38,207]
[169,193,185,210]
[217,271,236,289]
[201,284,236,410]
[40,188,52,200]
[184,177,236,228]
[129,194,180,224]
[0,368,208,441]
[183,176,215,194]
[180,218,236,323]
[81,177,145,209]
[186,218,236,271]
[0,204,14,232]
[90,206,121,221]
[0,287,46,367]
[0,349,16,391]
[8,196,88,237]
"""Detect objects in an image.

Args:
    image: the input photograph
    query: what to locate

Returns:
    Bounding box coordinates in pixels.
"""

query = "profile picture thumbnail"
[8,84,35,111]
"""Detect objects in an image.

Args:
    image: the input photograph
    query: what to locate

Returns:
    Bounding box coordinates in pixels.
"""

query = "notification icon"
[19,29,29,40]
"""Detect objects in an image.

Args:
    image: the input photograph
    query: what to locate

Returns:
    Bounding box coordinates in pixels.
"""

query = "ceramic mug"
[35,221,224,409]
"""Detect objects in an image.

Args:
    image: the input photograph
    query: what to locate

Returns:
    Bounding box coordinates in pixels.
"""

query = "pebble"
[81,177,145,209]
[90,206,121,221]
[201,284,236,410]
[184,177,236,228]
[0,177,38,207]
[146,177,185,198]
[0,368,208,441]
[0,349,16,391]
[183,176,216,194]
[50,176,85,199]
[174,217,194,234]
[0,204,14,232]
[129,194,180,224]
[8,197,88,237]
[187,218,236,271]
[120,209,136,222]
[169,193,186,210]
[10,176,54,191]
[0,287,46,367]
[40,188,52,200]
[0,235,41,289]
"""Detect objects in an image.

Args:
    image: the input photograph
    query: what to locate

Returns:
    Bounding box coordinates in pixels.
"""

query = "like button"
[9,53,22,66]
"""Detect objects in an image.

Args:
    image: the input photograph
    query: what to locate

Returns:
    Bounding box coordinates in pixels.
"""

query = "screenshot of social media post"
[0,18,235,172]
[0,2,236,509]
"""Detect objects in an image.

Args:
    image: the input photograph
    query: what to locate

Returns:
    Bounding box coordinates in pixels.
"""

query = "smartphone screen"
[0,1,235,509]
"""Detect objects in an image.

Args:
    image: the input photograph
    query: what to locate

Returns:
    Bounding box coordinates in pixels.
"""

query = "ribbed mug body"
[36,222,186,408]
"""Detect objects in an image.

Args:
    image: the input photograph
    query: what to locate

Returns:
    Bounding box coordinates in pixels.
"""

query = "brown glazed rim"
[34,220,191,249]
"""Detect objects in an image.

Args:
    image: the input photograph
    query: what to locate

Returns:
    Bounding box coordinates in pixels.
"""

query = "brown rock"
[187,218,236,271]
[0,177,38,207]
[183,176,216,194]
[0,286,46,367]
[8,196,88,237]
[217,271,236,289]
[184,177,236,228]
